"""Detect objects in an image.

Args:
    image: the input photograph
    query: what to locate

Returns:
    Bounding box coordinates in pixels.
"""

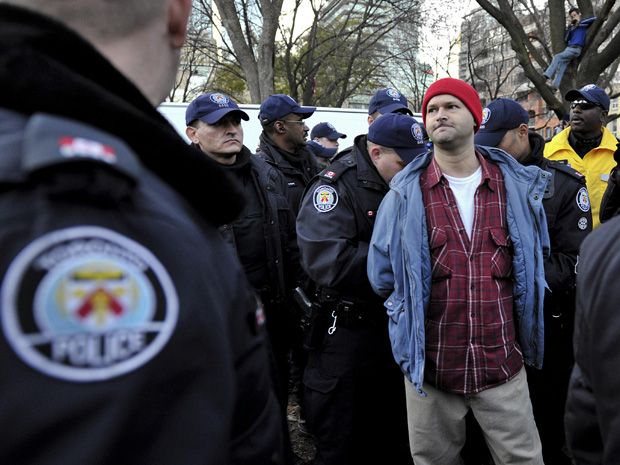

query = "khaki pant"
[405,367,543,465]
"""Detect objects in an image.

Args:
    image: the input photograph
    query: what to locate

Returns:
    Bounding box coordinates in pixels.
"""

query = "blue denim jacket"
[367,146,550,395]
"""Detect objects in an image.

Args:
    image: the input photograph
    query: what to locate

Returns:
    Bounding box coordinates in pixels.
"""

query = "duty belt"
[324,299,379,334]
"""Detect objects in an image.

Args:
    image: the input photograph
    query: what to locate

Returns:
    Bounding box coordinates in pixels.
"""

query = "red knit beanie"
[422,78,483,132]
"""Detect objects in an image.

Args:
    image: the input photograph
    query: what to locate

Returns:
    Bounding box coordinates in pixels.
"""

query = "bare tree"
[276,0,425,106]
[169,9,217,102]
[181,0,429,106]
[190,0,284,103]
[475,0,620,117]
[461,14,521,102]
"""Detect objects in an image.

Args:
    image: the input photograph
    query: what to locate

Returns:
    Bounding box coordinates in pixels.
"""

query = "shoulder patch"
[312,185,339,213]
[318,154,356,183]
[547,159,585,181]
[22,113,142,180]
[576,186,591,212]
[1,226,178,382]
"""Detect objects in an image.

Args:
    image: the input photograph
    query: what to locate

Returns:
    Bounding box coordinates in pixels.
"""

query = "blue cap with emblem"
[367,113,427,164]
[258,94,315,125]
[310,122,347,140]
[368,88,413,116]
[565,84,610,111]
[474,98,529,147]
[185,92,250,125]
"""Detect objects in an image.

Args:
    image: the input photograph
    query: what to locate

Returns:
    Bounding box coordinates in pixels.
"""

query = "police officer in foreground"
[0,1,284,464]
[475,98,592,465]
[297,113,426,465]
[185,92,302,411]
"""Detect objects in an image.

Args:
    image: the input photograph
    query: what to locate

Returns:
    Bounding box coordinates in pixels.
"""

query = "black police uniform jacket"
[296,134,387,306]
[597,139,620,223]
[565,217,620,464]
[217,146,303,401]
[212,145,302,308]
[521,132,592,329]
[256,133,321,216]
[521,131,591,463]
[0,5,284,465]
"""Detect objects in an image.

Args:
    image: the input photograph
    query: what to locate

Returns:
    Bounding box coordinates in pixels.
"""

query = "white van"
[158,102,422,151]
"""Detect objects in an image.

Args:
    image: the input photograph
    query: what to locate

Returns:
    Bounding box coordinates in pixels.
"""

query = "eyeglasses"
[570,100,600,111]
[279,120,307,125]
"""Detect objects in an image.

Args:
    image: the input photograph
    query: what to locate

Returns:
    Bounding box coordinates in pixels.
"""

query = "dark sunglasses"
[570,100,601,111]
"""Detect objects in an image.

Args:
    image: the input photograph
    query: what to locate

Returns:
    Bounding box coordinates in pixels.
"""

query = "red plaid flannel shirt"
[420,153,523,395]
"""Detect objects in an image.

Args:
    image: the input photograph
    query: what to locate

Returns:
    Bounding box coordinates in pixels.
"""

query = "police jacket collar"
[257,132,317,181]
[352,134,389,191]
[216,145,252,172]
[521,131,546,167]
[0,4,244,226]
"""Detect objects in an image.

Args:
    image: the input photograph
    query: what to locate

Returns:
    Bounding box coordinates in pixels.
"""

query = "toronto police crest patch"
[386,88,401,99]
[576,187,590,212]
[209,92,230,106]
[481,107,491,126]
[313,185,339,213]
[1,226,178,382]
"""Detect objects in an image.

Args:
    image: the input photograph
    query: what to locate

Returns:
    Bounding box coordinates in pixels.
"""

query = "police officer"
[308,122,347,168]
[307,139,337,168]
[545,84,616,228]
[476,98,592,465]
[367,87,413,125]
[185,92,302,409]
[256,94,320,215]
[0,2,284,464]
[296,113,426,465]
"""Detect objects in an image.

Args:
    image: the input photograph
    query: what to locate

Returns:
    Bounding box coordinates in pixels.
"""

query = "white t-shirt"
[444,167,482,239]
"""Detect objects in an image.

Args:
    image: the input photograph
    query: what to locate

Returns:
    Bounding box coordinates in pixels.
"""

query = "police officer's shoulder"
[546,158,586,183]
[317,149,356,184]
[0,108,28,183]
[17,113,142,182]
[250,151,286,193]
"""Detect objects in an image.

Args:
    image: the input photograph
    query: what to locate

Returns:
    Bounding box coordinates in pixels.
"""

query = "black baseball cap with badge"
[368,88,413,116]
[367,113,428,164]
[565,84,610,111]
[185,92,249,125]
[475,98,529,147]
[258,94,315,125]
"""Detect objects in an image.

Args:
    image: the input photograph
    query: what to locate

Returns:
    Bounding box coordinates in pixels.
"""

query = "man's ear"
[518,123,529,137]
[275,122,286,134]
[368,145,382,161]
[167,0,192,49]
[185,126,198,144]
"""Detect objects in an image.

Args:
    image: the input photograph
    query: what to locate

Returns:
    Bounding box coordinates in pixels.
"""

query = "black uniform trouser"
[526,314,574,465]
[303,315,412,465]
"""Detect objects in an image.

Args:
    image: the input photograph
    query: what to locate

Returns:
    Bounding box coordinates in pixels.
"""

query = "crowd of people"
[1,1,620,465]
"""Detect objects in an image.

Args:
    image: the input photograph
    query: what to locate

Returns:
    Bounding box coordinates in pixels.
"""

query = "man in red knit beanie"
[368,78,549,464]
